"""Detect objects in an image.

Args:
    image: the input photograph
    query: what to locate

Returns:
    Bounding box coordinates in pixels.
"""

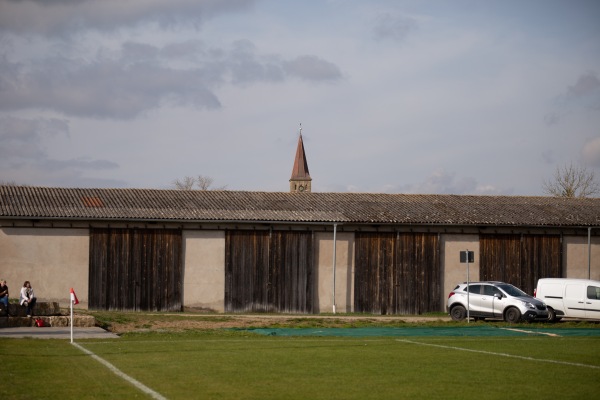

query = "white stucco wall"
[441,234,480,308]
[315,231,354,313]
[563,235,600,280]
[0,227,89,308]
[182,230,225,312]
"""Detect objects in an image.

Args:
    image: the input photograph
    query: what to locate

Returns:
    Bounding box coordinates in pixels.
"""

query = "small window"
[466,284,481,294]
[483,285,499,296]
[587,286,600,300]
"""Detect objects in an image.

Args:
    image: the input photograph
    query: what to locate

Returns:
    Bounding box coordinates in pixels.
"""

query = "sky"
[0,0,599,195]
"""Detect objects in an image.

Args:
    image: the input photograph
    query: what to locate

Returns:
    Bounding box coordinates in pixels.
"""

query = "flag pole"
[69,288,78,343]
[70,292,74,343]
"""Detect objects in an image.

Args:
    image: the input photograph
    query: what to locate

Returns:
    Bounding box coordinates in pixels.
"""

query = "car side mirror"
[494,293,503,299]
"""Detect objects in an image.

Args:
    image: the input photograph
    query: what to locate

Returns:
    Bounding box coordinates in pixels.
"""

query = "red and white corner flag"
[70,288,79,305]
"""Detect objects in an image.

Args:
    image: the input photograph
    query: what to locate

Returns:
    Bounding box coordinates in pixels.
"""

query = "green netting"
[243,327,600,337]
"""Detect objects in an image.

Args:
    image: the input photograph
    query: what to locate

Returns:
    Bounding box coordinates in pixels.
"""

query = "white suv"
[447,281,548,323]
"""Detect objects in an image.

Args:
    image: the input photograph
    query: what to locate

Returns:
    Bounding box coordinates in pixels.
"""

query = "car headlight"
[521,301,535,309]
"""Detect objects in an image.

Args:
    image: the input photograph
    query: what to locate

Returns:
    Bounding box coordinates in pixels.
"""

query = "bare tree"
[543,163,599,198]
[172,175,227,191]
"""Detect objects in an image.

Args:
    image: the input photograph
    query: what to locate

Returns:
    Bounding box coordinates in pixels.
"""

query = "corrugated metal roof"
[1,185,599,227]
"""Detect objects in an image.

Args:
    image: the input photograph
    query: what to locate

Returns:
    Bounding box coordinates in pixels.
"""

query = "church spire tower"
[289,124,312,193]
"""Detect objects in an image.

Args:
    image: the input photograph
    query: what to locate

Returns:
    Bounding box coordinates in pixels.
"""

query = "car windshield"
[497,284,527,297]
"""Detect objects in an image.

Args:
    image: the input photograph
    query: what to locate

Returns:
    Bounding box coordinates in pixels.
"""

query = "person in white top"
[19,281,37,317]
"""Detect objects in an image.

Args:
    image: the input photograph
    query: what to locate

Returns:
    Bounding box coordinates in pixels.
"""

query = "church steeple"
[289,124,312,193]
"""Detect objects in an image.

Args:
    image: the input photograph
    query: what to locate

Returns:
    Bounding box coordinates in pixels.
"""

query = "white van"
[534,278,600,322]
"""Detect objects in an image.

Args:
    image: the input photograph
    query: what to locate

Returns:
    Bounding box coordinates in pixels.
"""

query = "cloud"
[541,150,555,165]
[394,169,506,195]
[0,0,257,36]
[0,116,119,186]
[371,12,417,43]
[582,137,600,168]
[0,117,68,161]
[544,71,600,125]
[0,38,342,119]
[283,55,343,82]
[543,112,560,126]
[567,71,600,99]
[228,40,285,84]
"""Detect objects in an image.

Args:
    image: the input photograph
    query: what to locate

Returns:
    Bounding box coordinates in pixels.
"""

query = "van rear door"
[585,284,600,319]
[564,283,587,318]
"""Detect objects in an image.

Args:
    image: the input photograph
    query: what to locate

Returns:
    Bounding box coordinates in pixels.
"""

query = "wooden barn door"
[89,228,183,311]
[395,233,441,314]
[225,230,315,313]
[354,233,394,314]
[354,232,440,314]
[480,234,561,295]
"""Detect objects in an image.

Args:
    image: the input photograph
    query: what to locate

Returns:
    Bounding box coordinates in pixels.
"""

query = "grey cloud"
[0,40,341,119]
[0,0,257,36]
[228,40,285,84]
[567,71,600,98]
[0,54,221,119]
[541,150,555,165]
[545,71,600,125]
[395,170,507,195]
[372,12,417,43]
[122,42,161,64]
[283,55,342,82]
[43,157,119,172]
[0,116,120,186]
[160,40,208,60]
[543,112,560,126]
[0,117,68,161]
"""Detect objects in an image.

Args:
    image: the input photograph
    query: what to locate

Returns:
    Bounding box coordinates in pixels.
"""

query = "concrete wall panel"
[441,234,480,308]
[563,235,600,280]
[0,227,89,308]
[316,231,354,313]
[183,230,225,312]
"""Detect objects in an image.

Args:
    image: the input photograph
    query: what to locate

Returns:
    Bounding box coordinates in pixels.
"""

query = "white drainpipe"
[589,227,592,279]
[332,223,337,314]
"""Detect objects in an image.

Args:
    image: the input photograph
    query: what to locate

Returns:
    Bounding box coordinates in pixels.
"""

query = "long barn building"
[1,134,599,314]
[1,186,599,314]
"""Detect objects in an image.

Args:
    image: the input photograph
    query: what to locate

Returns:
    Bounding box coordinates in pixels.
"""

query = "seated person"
[19,281,37,317]
[0,279,8,313]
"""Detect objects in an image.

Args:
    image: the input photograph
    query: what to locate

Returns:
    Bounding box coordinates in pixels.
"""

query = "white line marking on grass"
[500,328,561,337]
[72,342,168,400]
[395,339,600,370]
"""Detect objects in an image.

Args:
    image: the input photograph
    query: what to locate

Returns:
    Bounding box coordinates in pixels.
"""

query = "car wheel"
[450,305,467,321]
[504,307,521,323]
[547,307,557,323]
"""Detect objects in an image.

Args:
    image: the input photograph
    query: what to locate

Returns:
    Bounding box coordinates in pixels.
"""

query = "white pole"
[70,295,74,343]
[466,249,470,324]
[588,227,592,280]
[332,223,337,314]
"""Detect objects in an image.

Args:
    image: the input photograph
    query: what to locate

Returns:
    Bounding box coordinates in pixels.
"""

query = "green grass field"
[2,328,599,400]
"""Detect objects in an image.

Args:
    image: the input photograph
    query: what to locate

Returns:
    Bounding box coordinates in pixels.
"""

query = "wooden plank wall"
[89,228,183,311]
[354,232,440,314]
[480,234,561,295]
[225,230,315,313]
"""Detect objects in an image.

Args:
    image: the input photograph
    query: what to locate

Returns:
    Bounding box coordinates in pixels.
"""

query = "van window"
[587,286,600,300]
